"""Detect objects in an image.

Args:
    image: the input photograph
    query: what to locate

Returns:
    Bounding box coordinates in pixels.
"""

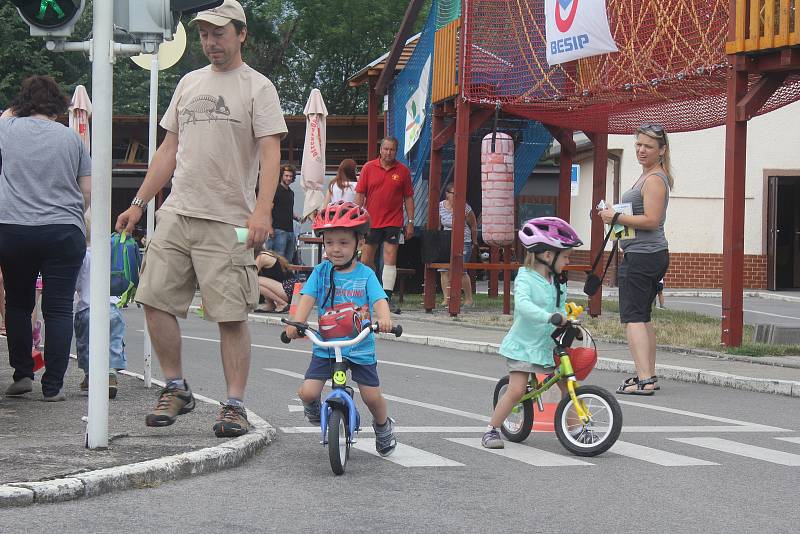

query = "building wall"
[566,100,800,288]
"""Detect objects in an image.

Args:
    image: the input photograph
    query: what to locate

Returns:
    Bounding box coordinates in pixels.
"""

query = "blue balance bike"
[281,319,402,475]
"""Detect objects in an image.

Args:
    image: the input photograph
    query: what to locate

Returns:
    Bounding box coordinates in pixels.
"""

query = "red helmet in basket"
[555,347,598,381]
[313,201,370,236]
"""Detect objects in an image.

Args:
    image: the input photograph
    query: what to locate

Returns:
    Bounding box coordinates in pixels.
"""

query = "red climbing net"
[462,0,800,133]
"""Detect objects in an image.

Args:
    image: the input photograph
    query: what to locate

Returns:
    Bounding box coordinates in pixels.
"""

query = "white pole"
[143,53,159,388]
[87,0,114,449]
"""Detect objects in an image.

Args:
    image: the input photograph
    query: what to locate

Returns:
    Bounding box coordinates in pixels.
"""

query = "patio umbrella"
[300,88,328,221]
[69,85,92,151]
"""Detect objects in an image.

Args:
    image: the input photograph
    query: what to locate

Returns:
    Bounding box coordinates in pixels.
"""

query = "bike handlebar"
[280,319,401,346]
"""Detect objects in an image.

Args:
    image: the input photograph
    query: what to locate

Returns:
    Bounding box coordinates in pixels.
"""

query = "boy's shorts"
[304,356,380,387]
[505,357,553,375]
[136,210,259,322]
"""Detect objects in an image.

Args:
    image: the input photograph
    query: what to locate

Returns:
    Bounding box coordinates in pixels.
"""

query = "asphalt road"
[6,309,800,533]
[659,296,800,327]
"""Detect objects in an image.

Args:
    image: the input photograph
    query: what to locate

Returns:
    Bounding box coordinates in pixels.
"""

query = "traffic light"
[114,0,223,45]
[12,0,86,37]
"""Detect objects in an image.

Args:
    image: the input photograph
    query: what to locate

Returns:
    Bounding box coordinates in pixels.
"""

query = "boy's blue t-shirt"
[300,261,387,364]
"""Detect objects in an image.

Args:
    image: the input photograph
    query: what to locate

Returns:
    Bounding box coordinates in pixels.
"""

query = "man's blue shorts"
[304,357,380,387]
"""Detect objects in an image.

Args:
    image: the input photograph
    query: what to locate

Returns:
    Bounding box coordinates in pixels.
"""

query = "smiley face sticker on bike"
[333,370,347,385]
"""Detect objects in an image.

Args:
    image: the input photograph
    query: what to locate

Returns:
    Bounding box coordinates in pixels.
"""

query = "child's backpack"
[110,232,142,308]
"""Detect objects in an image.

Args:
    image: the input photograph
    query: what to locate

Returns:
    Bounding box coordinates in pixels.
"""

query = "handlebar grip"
[391,325,403,337]
[549,313,563,326]
[280,332,291,344]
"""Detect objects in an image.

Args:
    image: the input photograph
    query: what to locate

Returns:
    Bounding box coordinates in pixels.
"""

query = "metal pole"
[143,53,159,387]
[87,0,114,449]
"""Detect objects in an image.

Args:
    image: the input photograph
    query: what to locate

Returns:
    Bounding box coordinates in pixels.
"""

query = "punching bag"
[481,132,515,247]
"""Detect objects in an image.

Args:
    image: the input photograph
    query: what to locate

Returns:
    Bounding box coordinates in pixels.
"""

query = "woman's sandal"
[616,377,657,396]
[651,376,660,391]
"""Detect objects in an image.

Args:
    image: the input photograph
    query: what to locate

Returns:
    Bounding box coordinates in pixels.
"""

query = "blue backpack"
[110,232,142,308]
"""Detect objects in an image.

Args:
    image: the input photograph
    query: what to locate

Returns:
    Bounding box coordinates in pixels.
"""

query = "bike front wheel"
[493,375,533,442]
[554,385,622,456]
[328,408,350,475]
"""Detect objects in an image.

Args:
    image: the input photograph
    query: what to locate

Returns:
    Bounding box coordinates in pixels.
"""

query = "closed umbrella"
[69,85,92,151]
[300,88,328,221]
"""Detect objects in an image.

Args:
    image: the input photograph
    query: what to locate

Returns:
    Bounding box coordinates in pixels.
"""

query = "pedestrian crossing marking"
[610,440,718,466]
[288,405,304,412]
[671,438,800,466]
[775,437,800,445]
[352,442,464,467]
[446,438,593,466]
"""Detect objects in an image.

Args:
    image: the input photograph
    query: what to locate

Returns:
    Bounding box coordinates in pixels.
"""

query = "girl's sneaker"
[482,428,504,449]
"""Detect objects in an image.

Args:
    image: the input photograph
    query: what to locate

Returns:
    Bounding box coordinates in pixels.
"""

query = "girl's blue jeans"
[74,304,127,373]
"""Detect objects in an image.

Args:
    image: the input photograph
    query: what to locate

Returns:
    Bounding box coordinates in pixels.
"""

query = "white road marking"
[622,425,790,433]
[671,438,800,466]
[352,442,464,467]
[281,426,488,434]
[673,301,800,321]
[264,368,491,422]
[775,437,800,444]
[617,400,789,430]
[447,438,592,466]
[379,360,496,381]
[288,405,304,412]
[610,440,718,466]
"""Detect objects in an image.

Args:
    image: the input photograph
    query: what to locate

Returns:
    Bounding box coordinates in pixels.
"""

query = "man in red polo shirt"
[355,137,414,314]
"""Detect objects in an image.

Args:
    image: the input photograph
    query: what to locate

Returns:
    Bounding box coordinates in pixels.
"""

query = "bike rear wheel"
[493,376,533,442]
[554,385,622,456]
[328,408,350,475]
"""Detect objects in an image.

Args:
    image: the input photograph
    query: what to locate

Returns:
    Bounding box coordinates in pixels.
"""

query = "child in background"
[284,201,397,457]
[74,209,127,398]
[654,278,666,310]
[482,217,583,449]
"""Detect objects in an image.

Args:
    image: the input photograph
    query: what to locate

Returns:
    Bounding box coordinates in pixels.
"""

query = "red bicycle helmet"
[313,201,371,235]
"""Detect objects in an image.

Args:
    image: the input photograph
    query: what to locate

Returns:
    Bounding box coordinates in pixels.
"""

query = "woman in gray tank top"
[598,123,672,395]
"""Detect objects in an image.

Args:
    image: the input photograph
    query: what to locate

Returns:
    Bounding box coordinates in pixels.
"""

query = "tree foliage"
[0,0,427,115]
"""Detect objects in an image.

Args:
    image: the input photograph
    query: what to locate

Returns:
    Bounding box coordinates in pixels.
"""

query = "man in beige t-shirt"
[116,0,287,438]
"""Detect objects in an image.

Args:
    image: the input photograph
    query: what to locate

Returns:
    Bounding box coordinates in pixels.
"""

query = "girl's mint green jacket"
[499,267,567,368]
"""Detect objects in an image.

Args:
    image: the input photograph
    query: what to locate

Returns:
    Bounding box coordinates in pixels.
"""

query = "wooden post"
[367,76,378,161]
[557,130,574,221]
[721,67,749,346]
[448,97,470,316]
[589,133,608,317]
[503,245,512,315]
[425,104,445,312]
[489,246,499,298]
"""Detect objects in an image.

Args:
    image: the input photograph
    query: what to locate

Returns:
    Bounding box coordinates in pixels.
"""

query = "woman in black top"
[255,250,297,313]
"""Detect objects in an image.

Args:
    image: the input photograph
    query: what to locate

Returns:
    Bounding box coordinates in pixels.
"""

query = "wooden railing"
[432,17,460,103]
[726,0,800,53]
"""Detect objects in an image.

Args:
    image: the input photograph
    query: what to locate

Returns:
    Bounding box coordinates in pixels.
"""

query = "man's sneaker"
[373,417,397,457]
[79,375,89,395]
[213,403,251,438]
[482,428,504,449]
[145,381,195,427]
[108,373,118,399]
[303,399,321,425]
[387,299,402,315]
[5,377,33,396]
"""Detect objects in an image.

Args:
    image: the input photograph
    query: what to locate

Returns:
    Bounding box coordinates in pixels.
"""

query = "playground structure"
[354,0,800,346]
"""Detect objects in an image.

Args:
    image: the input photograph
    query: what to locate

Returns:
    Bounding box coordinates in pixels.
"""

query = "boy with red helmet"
[284,201,397,456]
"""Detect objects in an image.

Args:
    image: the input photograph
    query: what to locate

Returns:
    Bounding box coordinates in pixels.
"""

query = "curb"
[240,310,800,398]
[0,375,276,508]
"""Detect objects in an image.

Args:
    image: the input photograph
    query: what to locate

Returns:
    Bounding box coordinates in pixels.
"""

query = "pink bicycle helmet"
[519,217,583,251]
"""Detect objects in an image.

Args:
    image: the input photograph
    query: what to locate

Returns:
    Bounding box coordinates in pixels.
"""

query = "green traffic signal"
[13,0,80,29]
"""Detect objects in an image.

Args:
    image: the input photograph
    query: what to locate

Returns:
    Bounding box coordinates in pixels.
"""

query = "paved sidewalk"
[0,343,275,507]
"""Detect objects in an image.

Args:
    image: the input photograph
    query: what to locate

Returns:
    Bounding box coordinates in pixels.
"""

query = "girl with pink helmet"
[482,216,583,449]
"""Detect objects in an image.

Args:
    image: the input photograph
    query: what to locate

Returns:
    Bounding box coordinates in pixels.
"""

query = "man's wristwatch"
[131,197,147,210]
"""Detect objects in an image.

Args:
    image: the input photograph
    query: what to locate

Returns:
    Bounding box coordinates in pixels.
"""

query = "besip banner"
[545,0,618,66]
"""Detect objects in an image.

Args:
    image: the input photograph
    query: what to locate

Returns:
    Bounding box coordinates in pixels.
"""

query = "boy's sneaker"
[373,417,397,457]
[108,373,118,399]
[145,381,195,427]
[303,399,321,424]
[79,375,89,395]
[482,428,504,449]
[213,403,251,438]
